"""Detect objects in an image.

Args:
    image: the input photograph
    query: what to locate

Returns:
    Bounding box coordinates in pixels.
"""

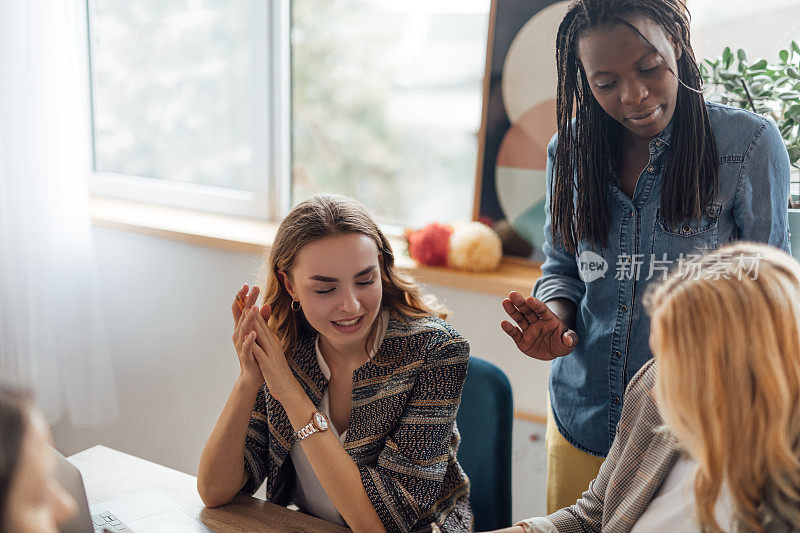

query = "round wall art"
[474,0,570,259]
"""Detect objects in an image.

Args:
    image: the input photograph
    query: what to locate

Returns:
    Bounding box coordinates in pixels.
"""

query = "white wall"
[51,226,550,518]
[428,284,550,415]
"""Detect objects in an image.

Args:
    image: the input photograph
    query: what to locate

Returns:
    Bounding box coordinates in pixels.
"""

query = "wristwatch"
[295,411,329,440]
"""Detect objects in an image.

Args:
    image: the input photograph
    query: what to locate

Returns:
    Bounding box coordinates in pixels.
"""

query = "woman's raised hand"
[246,305,302,405]
[231,283,302,404]
[231,284,267,390]
[500,291,578,361]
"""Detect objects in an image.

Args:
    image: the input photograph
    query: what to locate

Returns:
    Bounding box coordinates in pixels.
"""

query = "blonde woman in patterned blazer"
[198,194,472,533]
[495,243,800,532]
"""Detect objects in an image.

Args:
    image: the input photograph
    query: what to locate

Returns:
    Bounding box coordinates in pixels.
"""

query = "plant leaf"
[702,44,800,151]
[788,146,800,164]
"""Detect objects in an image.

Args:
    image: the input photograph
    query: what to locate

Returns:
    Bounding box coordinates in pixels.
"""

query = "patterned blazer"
[544,359,793,533]
[241,309,473,533]
[545,359,680,532]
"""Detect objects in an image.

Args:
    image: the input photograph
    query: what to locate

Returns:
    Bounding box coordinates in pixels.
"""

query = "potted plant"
[700,43,800,256]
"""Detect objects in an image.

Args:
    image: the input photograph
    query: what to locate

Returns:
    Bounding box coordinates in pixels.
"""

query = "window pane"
[691,0,800,62]
[89,0,264,190]
[291,0,489,226]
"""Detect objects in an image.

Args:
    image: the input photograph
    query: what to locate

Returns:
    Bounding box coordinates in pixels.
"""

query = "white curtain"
[0,0,118,425]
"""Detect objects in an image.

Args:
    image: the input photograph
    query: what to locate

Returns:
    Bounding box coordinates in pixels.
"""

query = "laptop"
[53,449,213,533]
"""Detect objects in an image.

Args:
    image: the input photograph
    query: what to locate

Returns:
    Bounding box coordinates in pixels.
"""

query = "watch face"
[314,412,329,430]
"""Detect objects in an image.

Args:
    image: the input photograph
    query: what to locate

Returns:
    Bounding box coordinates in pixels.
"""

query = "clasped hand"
[500,291,578,361]
[231,284,300,403]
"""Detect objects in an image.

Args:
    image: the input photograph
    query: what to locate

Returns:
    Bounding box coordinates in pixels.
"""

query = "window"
[88,0,488,228]
[87,0,289,218]
[87,1,800,227]
[290,0,489,227]
[690,0,800,62]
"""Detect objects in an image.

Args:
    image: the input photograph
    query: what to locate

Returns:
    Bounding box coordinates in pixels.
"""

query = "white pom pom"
[448,222,503,272]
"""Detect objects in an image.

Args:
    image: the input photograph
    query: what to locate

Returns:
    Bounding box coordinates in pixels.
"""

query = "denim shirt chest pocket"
[651,202,723,260]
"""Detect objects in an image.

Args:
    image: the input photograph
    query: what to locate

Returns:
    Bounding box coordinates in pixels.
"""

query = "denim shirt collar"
[607,114,674,174]
[606,116,674,207]
[650,115,674,152]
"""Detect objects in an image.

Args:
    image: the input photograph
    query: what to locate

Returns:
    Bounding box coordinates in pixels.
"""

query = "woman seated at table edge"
[197,193,473,533]
[0,385,77,533]
[490,242,800,532]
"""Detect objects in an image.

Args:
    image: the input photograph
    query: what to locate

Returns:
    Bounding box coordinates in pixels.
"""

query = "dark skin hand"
[501,292,578,361]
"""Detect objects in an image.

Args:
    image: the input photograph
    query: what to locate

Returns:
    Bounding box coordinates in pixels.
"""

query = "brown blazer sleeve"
[545,359,674,532]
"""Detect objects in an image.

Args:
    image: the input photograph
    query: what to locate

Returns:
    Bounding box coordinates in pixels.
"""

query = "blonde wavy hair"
[260,194,447,360]
[645,242,800,532]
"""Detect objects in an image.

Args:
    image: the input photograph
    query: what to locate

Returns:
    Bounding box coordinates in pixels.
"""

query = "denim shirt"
[534,101,790,456]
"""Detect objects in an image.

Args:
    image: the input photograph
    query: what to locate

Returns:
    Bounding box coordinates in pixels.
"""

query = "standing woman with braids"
[500,0,790,513]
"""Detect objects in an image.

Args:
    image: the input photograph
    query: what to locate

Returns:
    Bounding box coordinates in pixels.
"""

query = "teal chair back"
[456,357,513,530]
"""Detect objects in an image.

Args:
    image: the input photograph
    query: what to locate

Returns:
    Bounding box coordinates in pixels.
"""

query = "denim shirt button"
[620,304,628,312]
[613,350,622,358]
[682,224,692,234]
[647,165,656,173]
[629,210,635,218]
[613,396,621,404]
[655,138,663,146]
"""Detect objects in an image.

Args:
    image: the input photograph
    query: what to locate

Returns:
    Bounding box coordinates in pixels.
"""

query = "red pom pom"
[406,223,453,266]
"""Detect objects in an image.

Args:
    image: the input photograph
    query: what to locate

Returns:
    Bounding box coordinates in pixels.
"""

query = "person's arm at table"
[488,522,553,533]
[245,308,385,533]
[278,392,386,533]
[482,362,662,533]
[197,285,265,507]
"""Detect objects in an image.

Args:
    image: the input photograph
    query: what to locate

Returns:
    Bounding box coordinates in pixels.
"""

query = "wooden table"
[68,445,349,533]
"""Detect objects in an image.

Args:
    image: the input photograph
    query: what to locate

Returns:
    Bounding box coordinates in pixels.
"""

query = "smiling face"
[282,233,383,356]
[577,13,681,141]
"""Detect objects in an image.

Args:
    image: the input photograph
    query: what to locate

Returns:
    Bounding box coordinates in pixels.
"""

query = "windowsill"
[89,195,542,297]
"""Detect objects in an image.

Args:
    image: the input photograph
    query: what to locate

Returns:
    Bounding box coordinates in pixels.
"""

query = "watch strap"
[295,411,328,441]
[295,421,319,440]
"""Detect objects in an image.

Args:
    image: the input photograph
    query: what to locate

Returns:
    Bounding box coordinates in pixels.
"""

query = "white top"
[630,456,733,533]
[289,310,389,525]
[518,456,734,533]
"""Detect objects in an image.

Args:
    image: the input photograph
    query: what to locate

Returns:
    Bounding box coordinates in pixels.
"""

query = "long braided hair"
[552,0,718,253]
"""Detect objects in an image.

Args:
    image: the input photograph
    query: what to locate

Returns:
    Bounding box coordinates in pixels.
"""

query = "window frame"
[86,0,292,221]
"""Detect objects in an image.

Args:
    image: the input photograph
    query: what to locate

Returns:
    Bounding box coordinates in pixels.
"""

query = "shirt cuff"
[517,517,558,533]
[532,276,584,305]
